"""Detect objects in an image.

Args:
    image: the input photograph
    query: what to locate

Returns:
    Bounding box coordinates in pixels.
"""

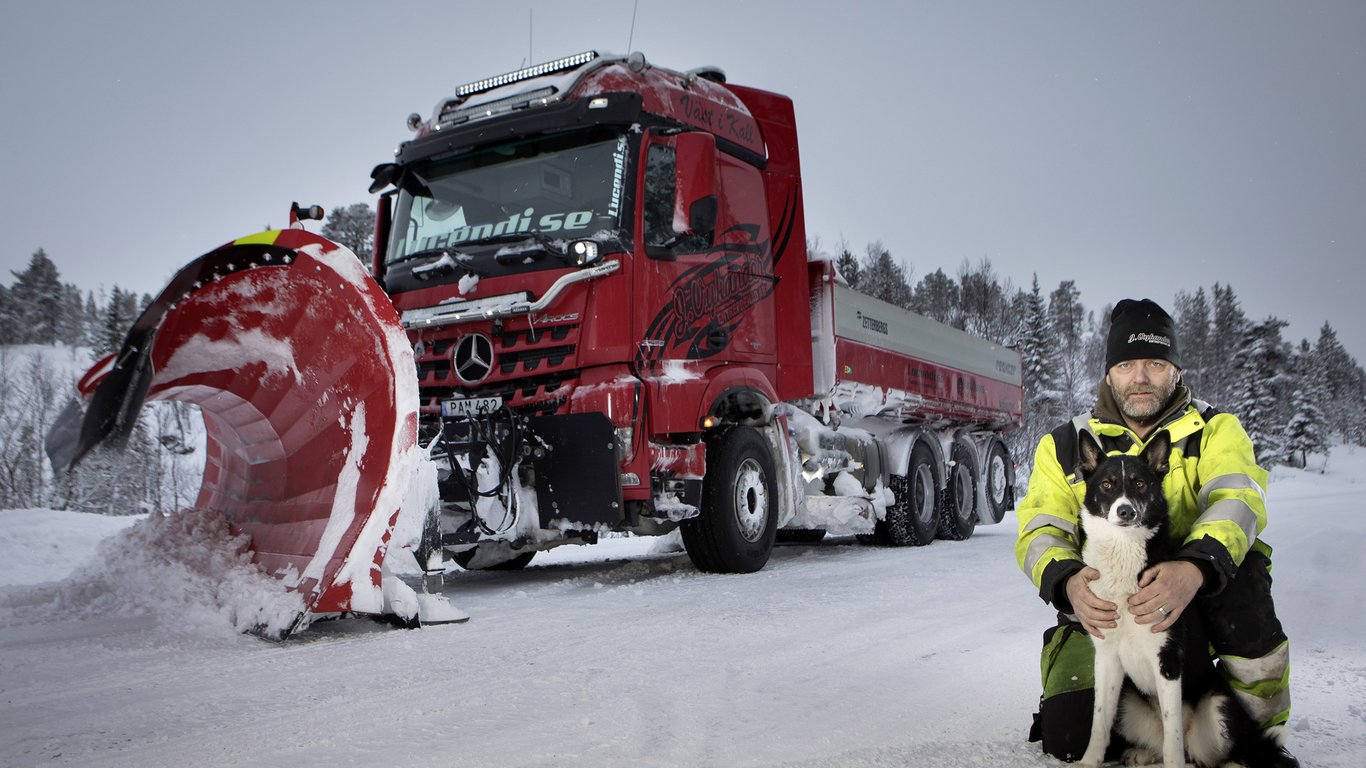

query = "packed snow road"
[2,452,1365,767]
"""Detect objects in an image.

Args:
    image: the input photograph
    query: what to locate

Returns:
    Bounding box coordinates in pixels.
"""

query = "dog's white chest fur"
[1081,514,1170,694]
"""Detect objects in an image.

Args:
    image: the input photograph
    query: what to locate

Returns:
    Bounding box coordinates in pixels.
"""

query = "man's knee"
[1201,549,1292,729]
[1031,688,1093,762]
[1032,622,1100,761]
[1202,549,1288,658]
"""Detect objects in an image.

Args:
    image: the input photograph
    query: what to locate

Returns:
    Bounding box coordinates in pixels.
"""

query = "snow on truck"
[49,51,1022,637]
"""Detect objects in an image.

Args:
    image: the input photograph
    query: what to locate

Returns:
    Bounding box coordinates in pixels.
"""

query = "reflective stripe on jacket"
[1015,402,1270,607]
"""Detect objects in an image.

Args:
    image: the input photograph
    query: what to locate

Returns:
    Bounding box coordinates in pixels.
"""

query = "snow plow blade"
[49,228,444,637]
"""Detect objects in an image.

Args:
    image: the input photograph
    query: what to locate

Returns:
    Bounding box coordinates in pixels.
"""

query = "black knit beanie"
[1106,298,1180,370]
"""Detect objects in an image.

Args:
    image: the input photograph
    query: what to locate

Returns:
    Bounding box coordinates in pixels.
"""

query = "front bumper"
[440,409,625,528]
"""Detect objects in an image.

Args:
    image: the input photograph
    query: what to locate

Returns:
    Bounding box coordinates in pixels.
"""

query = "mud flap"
[526,413,623,527]
[49,229,420,637]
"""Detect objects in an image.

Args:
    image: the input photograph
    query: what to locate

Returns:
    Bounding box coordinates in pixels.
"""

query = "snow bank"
[0,507,303,637]
[0,508,141,587]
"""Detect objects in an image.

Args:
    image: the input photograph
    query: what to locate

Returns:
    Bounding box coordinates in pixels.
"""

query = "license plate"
[441,396,503,418]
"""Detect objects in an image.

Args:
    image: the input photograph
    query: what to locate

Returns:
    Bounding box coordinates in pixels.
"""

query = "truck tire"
[681,426,778,573]
[453,547,536,571]
[982,439,1014,524]
[938,438,978,541]
[881,441,939,546]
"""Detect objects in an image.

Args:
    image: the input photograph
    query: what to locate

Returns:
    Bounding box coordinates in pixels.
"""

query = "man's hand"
[1066,567,1118,639]
[1129,560,1204,633]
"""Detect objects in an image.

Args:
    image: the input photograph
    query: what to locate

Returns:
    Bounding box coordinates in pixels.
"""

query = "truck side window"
[644,143,709,256]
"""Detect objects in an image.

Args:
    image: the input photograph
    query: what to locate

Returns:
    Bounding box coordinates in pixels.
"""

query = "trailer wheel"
[982,439,1014,524]
[681,426,778,573]
[938,439,978,541]
[453,547,536,571]
[881,441,939,546]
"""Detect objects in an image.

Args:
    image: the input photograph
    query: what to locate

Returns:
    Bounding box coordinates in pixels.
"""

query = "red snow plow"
[47,220,462,638]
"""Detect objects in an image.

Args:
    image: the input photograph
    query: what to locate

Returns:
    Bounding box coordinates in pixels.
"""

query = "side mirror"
[674,132,717,238]
[688,196,718,238]
[369,163,402,194]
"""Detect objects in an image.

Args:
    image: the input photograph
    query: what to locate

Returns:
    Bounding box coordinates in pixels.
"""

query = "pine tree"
[83,291,100,349]
[1010,274,1060,472]
[322,203,377,263]
[57,283,86,347]
[833,238,862,289]
[1228,317,1291,464]
[1282,340,1328,468]
[859,241,912,308]
[96,287,140,357]
[1208,284,1249,407]
[1346,367,1366,446]
[1049,280,1087,417]
[1084,302,1114,395]
[0,284,14,345]
[1172,287,1211,396]
[1020,275,1064,430]
[9,249,65,345]
[1313,322,1366,446]
[910,268,958,325]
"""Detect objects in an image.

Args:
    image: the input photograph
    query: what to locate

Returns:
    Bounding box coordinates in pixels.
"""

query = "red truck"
[52,51,1022,635]
[368,50,1022,574]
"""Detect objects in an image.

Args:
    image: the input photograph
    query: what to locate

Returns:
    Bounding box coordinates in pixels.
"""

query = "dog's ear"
[1140,430,1172,477]
[1077,430,1104,479]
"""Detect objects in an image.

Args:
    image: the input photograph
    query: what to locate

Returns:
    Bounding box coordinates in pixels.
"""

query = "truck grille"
[416,323,579,384]
[499,345,574,374]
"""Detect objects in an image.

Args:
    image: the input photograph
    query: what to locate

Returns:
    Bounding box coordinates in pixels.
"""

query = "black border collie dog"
[1075,430,1277,768]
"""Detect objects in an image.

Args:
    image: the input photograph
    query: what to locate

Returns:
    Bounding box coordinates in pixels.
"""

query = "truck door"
[632,129,778,388]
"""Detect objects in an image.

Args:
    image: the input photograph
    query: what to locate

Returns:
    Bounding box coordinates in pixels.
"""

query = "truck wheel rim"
[989,455,1007,505]
[914,464,936,524]
[954,468,974,522]
[733,457,769,543]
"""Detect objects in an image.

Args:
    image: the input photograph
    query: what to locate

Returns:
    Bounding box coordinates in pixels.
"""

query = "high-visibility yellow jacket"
[1016,386,1271,610]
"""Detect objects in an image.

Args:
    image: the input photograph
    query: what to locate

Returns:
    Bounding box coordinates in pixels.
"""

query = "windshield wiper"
[488,232,567,265]
[396,249,489,280]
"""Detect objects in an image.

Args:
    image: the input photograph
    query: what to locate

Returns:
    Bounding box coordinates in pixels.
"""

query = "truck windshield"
[387,129,629,269]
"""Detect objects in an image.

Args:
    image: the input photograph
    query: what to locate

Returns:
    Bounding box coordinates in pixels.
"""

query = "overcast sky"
[3,1,1364,364]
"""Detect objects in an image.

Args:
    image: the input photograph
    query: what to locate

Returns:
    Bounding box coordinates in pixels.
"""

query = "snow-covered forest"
[3,203,1365,513]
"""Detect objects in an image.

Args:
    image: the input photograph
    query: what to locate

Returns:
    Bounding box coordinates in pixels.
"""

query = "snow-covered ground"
[2,450,1364,767]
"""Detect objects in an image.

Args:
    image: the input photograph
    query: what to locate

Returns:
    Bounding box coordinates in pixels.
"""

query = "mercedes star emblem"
[453,333,494,384]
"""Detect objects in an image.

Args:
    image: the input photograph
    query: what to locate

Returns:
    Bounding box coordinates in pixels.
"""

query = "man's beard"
[1113,375,1178,425]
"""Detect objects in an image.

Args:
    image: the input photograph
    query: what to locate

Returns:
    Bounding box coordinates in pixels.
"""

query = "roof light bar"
[439,86,556,127]
[455,51,599,98]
